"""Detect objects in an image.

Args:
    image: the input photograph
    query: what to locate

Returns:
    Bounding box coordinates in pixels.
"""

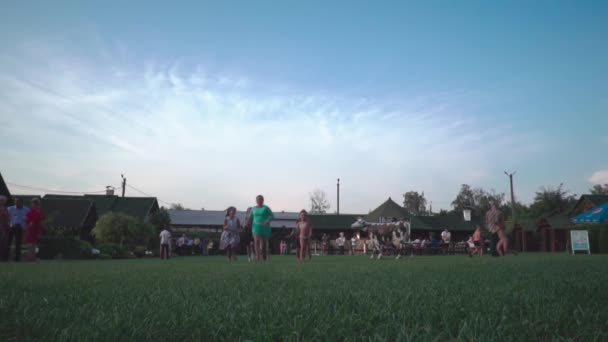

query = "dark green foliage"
[92,212,154,249]
[1,255,607,341]
[38,237,93,259]
[599,227,608,254]
[149,207,171,232]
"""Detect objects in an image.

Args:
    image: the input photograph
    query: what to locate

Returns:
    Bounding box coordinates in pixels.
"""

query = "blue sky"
[0,0,606,213]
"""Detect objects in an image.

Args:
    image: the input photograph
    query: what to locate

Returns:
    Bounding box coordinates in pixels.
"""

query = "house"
[364,197,410,223]
[570,195,608,216]
[308,214,362,238]
[44,194,159,223]
[0,172,12,206]
[506,212,572,252]
[42,198,98,240]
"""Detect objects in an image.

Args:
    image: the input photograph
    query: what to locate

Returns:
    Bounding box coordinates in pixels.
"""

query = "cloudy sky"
[1,1,607,213]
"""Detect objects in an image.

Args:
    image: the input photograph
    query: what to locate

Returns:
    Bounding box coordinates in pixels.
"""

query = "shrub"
[92,213,154,249]
[133,246,146,258]
[98,253,112,260]
[96,242,122,257]
[38,237,94,259]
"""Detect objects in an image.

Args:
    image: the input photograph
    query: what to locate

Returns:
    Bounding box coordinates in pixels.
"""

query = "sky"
[0,0,607,213]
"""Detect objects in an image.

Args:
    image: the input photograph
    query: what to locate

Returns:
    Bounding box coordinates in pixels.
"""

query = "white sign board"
[570,230,591,255]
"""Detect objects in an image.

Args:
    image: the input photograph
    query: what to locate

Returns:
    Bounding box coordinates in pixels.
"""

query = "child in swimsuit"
[296,210,313,261]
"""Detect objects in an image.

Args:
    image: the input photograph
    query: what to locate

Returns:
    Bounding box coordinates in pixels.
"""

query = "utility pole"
[504,171,520,250]
[121,174,126,198]
[337,178,340,216]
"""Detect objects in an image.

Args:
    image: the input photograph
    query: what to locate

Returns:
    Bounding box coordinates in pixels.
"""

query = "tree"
[170,203,187,210]
[91,212,154,249]
[310,189,330,214]
[403,191,427,215]
[451,184,505,216]
[530,184,577,217]
[589,184,608,195]
[150,207,171,232]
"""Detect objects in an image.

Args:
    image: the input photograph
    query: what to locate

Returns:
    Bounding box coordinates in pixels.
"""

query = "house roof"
[42,198,96,229]
[308,214,362,230]
[0,172,12,206]
[365,197,410,223]
[169,209,299,228]
[410,214,479,232]
[571,195,608,215]
[44,194,158,221]
[111,197,159,222]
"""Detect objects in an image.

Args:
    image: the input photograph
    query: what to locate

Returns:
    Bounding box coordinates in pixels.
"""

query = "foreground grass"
[1,254,607,341]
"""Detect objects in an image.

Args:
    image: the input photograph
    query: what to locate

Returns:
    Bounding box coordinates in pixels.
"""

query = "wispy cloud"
[0,44,543,211]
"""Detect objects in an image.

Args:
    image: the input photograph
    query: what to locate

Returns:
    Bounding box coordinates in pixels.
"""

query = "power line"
[7,182,110,194]
[126,184,174,206]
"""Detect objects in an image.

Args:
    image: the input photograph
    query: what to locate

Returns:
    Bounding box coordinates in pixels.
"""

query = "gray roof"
[169,209,298,228]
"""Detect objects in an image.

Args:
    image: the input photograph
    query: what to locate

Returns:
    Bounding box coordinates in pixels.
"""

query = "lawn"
[1,254,607,341]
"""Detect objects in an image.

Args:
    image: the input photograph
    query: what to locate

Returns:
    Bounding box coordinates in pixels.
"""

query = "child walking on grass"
[296,210,313,261]
[220,207,241,262]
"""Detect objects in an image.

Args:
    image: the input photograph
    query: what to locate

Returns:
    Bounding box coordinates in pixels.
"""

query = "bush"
[96,242,122,257]
[38,237,94,259]
[133,246,146,258]
[98,253,112,260]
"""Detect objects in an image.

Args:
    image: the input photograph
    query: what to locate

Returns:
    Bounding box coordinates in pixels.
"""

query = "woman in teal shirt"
[249,195,274,262]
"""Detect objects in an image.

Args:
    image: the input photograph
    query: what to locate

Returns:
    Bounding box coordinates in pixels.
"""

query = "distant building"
[44,194,159,222]
[42,198,98,240]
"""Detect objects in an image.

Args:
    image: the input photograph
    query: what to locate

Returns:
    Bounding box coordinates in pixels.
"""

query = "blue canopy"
[571,201,608,224]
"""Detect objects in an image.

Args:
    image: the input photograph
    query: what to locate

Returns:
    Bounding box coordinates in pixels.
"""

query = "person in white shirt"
[159,227,171,260]
[4,197,30,262]
[441,228,451,244]
[177,234,186,256]
[336,232,346,255]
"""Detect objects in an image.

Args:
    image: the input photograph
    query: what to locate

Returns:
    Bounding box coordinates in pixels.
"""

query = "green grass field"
[1,254,607,341]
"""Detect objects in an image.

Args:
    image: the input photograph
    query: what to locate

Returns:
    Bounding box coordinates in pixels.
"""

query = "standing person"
[5,197,29,262]
[286,223,300,260]
[193,237,201,255]
[441,228,451,244]
[159,226,171,260]
[470,225,483,256]
[0,196,10,260]
[485,204,502,256]
[249,195,274,262]
[177,234,185,256]
[350,235,357,255]
[220,207,241,262]
[296,210,313,261]
[24,198,44,262]
[336,232,346,255]
[241,207,254,262]
[321,233,329,255]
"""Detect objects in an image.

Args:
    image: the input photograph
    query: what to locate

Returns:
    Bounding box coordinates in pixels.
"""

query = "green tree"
[170,203,187,210]
[451,184,505,215]
[530,184,577,217]
[92,213,153,249]
[589,184,608,195]
[403,191,427,215]
[150,207,171,232]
